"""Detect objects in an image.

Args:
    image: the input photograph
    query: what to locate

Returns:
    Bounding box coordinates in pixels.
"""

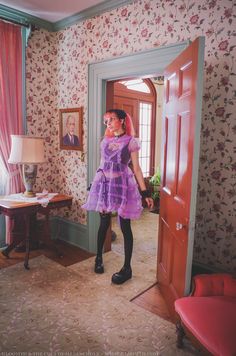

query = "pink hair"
[104,112,136,137]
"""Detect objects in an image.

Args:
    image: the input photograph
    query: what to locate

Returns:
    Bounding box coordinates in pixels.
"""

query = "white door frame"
[87,41,190,252]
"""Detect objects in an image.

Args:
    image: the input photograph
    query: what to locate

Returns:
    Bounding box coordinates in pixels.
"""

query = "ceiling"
[0,0,107,22]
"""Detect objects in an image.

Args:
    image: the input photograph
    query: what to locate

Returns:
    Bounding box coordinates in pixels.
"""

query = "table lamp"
[8,135,46,197]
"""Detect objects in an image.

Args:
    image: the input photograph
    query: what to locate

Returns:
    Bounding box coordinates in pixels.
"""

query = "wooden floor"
[131,283,173,323]
[0,239,94,269]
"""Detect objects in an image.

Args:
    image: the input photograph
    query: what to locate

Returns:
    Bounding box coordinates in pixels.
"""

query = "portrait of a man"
[63,114,80,146]
[59,107,83,151]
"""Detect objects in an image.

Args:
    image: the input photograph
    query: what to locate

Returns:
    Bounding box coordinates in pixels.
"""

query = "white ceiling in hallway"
[0,0,107,22]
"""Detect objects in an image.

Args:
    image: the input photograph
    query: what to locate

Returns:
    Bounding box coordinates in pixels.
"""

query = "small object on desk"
[36,189,49,199]
[1,192,59,208]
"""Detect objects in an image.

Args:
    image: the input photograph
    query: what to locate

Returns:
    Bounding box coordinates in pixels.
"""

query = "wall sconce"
[8,135,46,197]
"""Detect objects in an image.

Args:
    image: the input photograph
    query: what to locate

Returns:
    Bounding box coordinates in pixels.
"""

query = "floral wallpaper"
[26,30,57,194]
[26,0,236,272]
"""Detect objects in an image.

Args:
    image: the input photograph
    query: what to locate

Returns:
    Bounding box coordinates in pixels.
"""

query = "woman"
[82,109,153,284]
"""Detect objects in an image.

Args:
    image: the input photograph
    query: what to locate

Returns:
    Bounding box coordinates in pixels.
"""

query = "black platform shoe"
[94,256,104,274]
[111,266,132,284]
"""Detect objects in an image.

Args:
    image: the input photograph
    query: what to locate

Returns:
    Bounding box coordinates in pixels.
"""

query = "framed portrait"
[59,107,83,151]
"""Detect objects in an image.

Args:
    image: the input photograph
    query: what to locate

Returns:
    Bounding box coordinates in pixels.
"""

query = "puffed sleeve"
[128,137,141,152]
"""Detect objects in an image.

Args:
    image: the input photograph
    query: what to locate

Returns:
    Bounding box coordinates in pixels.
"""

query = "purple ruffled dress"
[82,134,143,219]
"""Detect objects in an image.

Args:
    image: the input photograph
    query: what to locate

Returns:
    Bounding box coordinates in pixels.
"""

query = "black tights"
[96,213,133,269]
[96,213,111,258]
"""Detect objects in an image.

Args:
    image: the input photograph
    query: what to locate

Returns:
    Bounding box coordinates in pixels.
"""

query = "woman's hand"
[145,197,154,209]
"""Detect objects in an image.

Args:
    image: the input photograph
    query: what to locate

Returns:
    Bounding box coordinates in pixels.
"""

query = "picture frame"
[59,107,83,151]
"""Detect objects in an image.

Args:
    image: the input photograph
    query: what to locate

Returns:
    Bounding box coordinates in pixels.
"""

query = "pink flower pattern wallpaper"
[26,0,236,272]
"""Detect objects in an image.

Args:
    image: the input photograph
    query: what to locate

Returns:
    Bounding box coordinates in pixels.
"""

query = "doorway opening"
[87,41,189,255]
[106,75,164,269]
[87,37,204,316]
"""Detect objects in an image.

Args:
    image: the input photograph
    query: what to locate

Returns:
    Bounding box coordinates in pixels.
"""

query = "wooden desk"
[0,194,72,269]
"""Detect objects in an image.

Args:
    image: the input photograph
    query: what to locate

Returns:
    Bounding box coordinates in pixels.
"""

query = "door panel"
[176,112,190,206]
[158,220,172,280]
[164,115,177,192]
[157,37,205,315]
[113,96,139,134]
[172,236,187,296]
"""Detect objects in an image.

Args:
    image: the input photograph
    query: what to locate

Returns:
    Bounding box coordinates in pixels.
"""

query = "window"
[0,158,7,194]
[119,79,150,93]
[113,78,156,176]
[139,102,152,177]
[0,21,28,247]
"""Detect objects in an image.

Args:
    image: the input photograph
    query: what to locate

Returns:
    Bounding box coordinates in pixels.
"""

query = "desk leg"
[2,216,25,258]
[2,242,17,258]
[24,215,30,270]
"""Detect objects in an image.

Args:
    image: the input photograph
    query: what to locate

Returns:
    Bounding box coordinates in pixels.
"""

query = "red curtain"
[0,20,24,243]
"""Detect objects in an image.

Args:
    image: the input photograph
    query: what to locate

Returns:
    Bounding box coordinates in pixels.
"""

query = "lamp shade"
[8,135,46,164]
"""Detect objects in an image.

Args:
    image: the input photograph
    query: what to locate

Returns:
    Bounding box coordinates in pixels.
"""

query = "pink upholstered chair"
[175,274,236,356]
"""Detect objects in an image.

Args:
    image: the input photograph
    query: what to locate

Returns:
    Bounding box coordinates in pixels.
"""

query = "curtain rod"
[0,16,30,28]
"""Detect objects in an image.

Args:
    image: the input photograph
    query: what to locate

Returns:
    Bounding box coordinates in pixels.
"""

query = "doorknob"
[176,222,186,230]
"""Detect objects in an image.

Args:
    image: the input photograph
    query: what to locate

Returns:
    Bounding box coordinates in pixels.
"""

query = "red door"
[157,37,205,315]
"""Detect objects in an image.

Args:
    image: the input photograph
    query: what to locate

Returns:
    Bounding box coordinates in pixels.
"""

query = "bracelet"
[140,190,151,198]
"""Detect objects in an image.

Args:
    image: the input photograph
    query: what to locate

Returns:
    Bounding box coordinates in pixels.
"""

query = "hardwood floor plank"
[0,239,94,269]
[131,283,172,322]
